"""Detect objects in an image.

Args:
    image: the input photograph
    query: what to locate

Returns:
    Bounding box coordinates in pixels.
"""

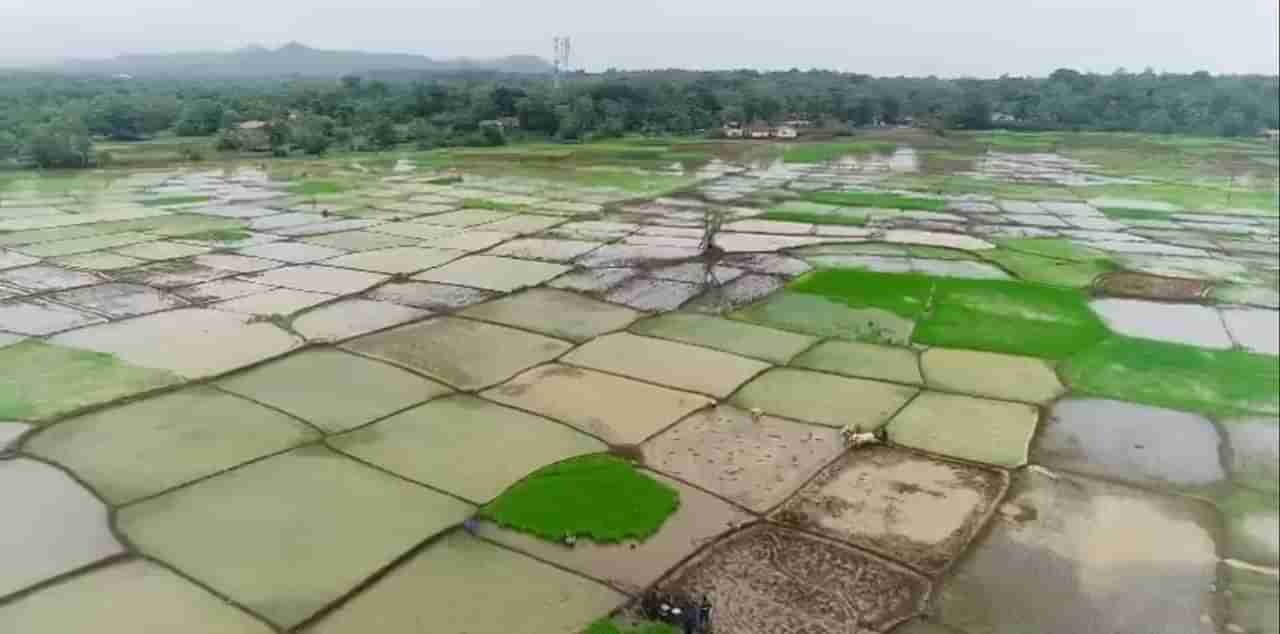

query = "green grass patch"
[474,164,697,196]
[768,200,841,214]
[882,173,1078,202]
[584,619,680,634]
[729,291,915,345]
[783,141,897,163]
[121,214,247,239]
[791,242,978,261]
[481,454,679,544]
[984,238,1118,288]
[1061,336,1280,418]
[980,248,1116,288]
[287,180,348,196]
[659,151,710,162]
[994,238,1111,263]
[411,153,456,170]
[449,140,711,167]
[1098,206,1174,221]
[903,245,979,260]
[914,278,1110,358]
[0,224,123,247]
[789,269,935,320]
[786,269,1109,358]
[0,342,180,421]
[760,210,867,227]
[139,195,211,207]
[179,228,254,242]
[461,198,525,212]
[801,191,947,211]
[1083,182,1279,215]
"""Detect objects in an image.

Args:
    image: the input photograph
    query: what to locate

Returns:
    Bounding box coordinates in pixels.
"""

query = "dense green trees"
[26,119,94,168]
[174,100,226,136]
[0,131,19,161]
[294,116,335,155]
[0,67,1275,169]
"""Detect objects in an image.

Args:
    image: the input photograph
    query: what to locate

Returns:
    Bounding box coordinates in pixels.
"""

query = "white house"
[773,125,799,139]
[746,123,772,139]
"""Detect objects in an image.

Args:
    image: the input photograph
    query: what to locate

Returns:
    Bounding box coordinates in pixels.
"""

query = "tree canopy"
[1,67,1275,168]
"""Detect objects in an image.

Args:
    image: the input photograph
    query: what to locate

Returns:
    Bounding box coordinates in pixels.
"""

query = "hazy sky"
[2,0,1278,76]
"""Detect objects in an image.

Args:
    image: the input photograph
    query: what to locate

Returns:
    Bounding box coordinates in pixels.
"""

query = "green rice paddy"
[287,180,349,196]
[914,277,1110,358]
[979,249,1115,288]
[728,291,915,345]
[760,209,867,227]
[773,269,1110,358]
[139,195,211,207]
[1098,206,1176,221]
[994,238,1111,262]
[789,269,934,320]
[481,454,680,544]
[0,342,180,421]
[980,238,1117,288]
[176,228,254,242]
[461,198,526,212]
[801,190,947,211]
[782,141,897,163]
[1060,336,1280,418]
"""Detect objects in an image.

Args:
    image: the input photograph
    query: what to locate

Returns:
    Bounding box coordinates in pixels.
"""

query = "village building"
[773,125,799,139]
[746,122,773,139]
[722,121,798,139]
[782,118,814,128]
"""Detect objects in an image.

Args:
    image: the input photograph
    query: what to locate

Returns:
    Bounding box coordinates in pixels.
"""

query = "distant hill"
[48,42,553,78]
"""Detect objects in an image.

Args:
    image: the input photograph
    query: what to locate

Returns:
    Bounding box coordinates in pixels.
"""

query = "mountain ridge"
[47,43,553,78]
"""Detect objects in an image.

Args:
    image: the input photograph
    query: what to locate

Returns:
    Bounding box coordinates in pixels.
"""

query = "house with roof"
[773,125,799,139]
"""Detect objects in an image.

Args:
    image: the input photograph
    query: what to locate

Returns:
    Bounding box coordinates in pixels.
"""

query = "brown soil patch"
[653,523,930,633]
[1094,271,1212,302]
[772,446,1009,575]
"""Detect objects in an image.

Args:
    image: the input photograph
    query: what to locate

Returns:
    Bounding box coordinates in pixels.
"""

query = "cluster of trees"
[2,68,1276,168]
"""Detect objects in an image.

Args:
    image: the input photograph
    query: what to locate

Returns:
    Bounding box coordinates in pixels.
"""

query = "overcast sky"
[2,0,1277,76]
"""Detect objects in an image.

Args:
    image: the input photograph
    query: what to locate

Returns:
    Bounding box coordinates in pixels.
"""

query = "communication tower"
[553,36,572,89]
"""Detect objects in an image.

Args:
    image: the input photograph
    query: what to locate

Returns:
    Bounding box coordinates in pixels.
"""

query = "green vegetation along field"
[481,454,680,544]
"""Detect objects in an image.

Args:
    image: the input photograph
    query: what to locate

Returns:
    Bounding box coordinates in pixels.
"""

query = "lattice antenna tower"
[553,36,572,89]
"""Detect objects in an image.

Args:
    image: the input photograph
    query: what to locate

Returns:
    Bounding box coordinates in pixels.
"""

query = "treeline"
[1,68,1276,168]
